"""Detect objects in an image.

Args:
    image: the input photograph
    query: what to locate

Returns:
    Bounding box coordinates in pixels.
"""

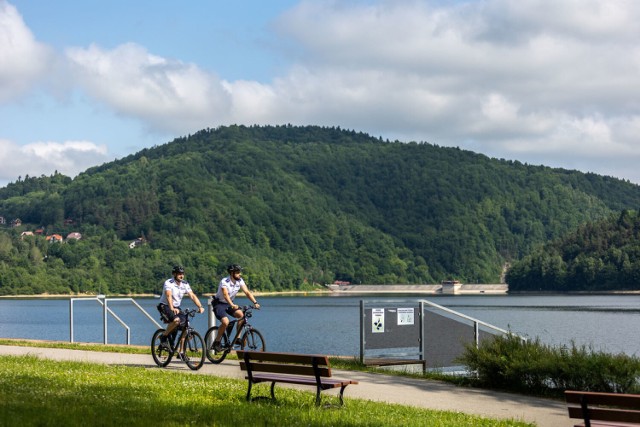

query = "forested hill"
[1,125,640,295]
[506,209,640,292]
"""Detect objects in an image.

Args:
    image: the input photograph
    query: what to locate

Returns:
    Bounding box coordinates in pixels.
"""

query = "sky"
[2,0,640,187]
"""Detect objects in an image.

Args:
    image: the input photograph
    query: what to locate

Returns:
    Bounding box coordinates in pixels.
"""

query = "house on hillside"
[20,231,34,239]
[46,234,64,243]
[10,218,22,227]
[129,237,146,249]
[66,232,82,241]
[34,228,45,235]
[0,216,5,225]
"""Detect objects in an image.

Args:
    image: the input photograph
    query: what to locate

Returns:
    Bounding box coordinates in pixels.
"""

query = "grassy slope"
[0,354,532,427]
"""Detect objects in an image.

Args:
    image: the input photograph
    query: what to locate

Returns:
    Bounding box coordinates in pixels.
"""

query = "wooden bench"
[565,390,640,426]
[236,350,359,406]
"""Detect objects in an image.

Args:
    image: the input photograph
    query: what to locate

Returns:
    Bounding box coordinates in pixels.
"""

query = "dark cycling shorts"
[158,303,187,327]
[212,298,240,321]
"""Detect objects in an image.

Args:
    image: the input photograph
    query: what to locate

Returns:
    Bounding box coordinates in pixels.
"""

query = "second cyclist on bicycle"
[211,264,260,352]
[158,265,205,353]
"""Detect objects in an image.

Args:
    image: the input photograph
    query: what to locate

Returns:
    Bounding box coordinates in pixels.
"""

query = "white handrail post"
[208,296,216,329]
[102,296,108,344]
[419,301,425,373]
[359,300,365,364]
[69,299,74,343]
[474,321,480,348]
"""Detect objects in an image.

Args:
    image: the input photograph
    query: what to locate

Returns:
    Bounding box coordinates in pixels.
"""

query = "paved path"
[0,345,570,426]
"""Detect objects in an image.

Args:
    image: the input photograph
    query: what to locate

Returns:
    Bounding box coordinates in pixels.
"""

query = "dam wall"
[327,283,508,295]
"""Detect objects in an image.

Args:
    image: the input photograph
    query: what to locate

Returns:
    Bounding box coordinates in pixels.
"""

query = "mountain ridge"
[1,124,639,295]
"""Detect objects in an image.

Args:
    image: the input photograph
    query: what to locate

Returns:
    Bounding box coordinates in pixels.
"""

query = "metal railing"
[69,296,162,345]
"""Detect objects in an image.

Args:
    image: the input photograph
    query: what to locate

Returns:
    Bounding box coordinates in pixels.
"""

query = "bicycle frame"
[205,305,265,364]
[151,308,205,370]
[168,325,193,353]
[224,316,250,344]
[212,305,254,344]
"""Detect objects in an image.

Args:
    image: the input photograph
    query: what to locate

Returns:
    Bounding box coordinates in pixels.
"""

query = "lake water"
[0,294,639,357]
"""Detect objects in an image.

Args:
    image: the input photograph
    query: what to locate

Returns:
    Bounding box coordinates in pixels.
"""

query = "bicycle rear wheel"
[204,326,230,364]
[183,331,205,370]
[151,328,172,367]
[240,328,266,352]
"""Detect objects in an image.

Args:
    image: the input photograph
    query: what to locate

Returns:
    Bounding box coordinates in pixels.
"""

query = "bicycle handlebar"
[183,308,200,317]
[239,305,260,319]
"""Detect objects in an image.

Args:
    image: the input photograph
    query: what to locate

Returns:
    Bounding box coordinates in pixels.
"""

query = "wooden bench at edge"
[236,350,359,406]
[565,390,640,427]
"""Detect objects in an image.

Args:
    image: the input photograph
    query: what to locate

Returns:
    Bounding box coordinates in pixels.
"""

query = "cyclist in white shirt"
[211,264,260,352]
[158,266,205,347]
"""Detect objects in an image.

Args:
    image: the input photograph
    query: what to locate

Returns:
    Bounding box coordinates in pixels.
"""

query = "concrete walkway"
[0,345,570,426]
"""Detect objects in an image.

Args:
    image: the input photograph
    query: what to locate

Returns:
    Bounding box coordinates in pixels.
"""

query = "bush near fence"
[458,334,640,396]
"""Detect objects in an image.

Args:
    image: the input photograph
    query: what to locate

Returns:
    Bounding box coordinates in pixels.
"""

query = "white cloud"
[65,43,233,134]
[0,139,108,183]
[4,0,640,184]
[0,1,53,102]
[260,0,640,180]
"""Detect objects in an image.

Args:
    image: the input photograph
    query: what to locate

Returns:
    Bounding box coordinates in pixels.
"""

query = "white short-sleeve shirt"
[215,276,245,301]
[159,278,192,307]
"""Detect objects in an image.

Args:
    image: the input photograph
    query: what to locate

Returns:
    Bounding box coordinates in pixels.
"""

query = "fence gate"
[360,299,512,372]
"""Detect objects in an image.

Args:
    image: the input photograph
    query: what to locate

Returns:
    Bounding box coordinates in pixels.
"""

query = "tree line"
[506,209,640,291]
[1,125,640,295]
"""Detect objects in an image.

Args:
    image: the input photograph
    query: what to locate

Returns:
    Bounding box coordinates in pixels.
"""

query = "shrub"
[458,334,640,396]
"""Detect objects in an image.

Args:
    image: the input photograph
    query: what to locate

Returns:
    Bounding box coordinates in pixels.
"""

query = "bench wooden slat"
[237,350,330,365]
[568,407,640,423]
[248,373,357,390]
[565,390,640,426]
[570,422,640,427]
[571,423,640,427]
[239,361,331,377]
[566,391,640,408]
[236,350,358,406]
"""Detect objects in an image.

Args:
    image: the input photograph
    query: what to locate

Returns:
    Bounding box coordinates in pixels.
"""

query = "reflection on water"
[0,294,639,356]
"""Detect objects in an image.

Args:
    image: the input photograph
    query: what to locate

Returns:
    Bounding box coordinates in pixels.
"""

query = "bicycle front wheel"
[240,328,266,352]
[184,331,205,370]
[151,328,172,367]
[204,326,230,364]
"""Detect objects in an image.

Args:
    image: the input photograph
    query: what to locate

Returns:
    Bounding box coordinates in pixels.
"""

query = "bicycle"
[151,308,205,370]
[205,305,265,364]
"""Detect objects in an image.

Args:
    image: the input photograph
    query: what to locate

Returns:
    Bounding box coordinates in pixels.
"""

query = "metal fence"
[360,299,515,372]
[69,296,162,345]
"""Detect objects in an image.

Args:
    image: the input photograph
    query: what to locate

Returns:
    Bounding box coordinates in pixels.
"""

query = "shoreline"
[0,289,334,299]
[3,287,640,299]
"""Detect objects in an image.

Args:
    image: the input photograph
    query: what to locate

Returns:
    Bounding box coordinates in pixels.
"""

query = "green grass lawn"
[0,354,533,426]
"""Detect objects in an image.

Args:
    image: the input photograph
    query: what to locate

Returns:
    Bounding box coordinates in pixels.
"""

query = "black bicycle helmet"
[226,264,242,273]
[172,265,185,274]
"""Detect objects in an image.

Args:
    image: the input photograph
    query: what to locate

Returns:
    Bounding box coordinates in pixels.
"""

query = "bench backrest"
[565,390,640,425]
[237,350,333,378]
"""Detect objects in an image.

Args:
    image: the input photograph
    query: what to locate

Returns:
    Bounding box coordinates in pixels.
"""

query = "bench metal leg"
[246,380,253,402]
[339,385,347,406]
[245,379,349,407]
[580,395,591,427]
[246,380,274,403]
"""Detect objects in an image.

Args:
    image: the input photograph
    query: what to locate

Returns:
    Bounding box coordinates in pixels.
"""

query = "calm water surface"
[0,294,638,357]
